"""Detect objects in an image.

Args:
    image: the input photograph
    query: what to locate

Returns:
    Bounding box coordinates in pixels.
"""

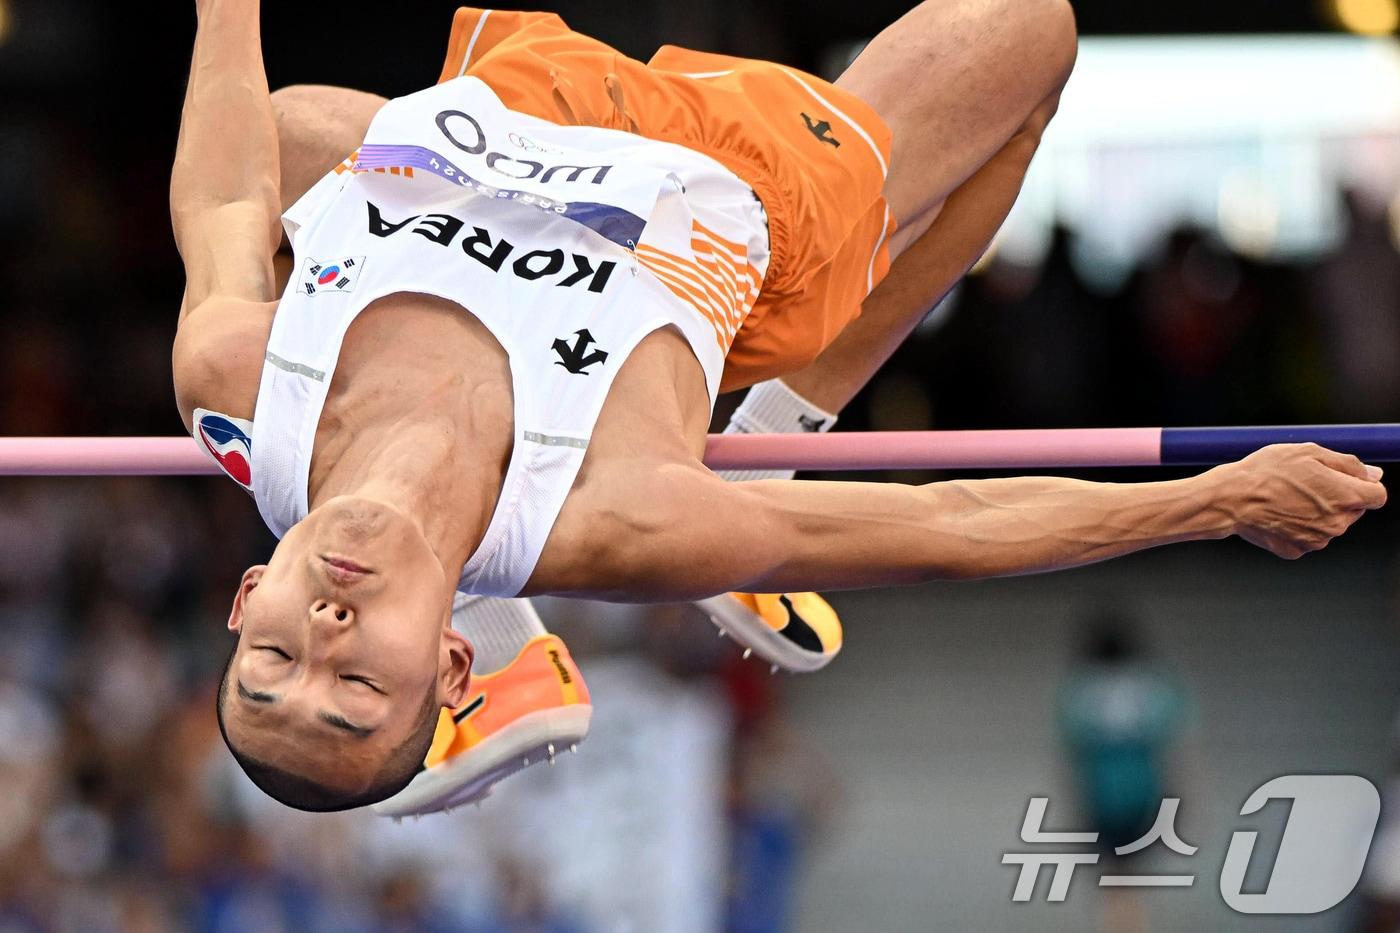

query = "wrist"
[1188,467,1243,541]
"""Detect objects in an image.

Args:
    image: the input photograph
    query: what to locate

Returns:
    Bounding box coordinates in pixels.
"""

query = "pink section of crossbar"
[0,437,221,476]
[0,431,1165,476]
[702,429,1164,472]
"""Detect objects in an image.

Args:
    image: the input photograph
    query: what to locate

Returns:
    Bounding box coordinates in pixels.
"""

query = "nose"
[309,598,354,627]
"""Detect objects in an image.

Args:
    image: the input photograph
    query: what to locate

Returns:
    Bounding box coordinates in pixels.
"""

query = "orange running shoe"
[372,634,591,818]
[694,592,843,673]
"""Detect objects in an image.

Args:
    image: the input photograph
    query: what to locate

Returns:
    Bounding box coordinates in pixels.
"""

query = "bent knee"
[983,0,1077,99]
[1020,0,1076,139]
[1035,0,1079,92]
[885,0,1079,113]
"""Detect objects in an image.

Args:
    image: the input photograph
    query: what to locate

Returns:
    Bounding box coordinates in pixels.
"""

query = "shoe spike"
[547,743,557,765]
[742,648,752,660]
[570,743,578,754]
[770,664,779,675]
[522,756,530,767]
[717,628,727,638]
[392,817,403,825]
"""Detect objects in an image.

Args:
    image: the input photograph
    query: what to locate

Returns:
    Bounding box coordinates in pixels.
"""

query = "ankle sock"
[452,592,548,676]
[718,379,838,482]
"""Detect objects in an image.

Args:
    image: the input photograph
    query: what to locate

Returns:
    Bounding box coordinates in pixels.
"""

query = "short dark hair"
[215,641,438,812]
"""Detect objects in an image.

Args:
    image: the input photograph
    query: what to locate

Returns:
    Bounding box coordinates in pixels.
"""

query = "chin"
[316,497,441,582]
[320,496,402,543]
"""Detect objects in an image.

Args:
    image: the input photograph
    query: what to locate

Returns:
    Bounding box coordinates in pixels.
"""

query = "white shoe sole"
[372,705,593,818]
[694,595,833,673]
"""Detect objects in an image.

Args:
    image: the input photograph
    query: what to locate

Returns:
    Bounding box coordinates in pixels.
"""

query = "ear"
[437,626,474,709]
[227,565,267,633]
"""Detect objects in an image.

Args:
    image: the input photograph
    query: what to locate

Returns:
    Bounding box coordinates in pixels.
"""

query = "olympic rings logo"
[508,132,562,155]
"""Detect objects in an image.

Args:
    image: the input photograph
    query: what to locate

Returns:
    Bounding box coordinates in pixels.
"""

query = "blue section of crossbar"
[1162,425,1400,465]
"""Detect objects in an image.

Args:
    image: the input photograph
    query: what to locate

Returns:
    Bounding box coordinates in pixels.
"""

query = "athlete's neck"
[307,293,516,579]
[311,420,490,580]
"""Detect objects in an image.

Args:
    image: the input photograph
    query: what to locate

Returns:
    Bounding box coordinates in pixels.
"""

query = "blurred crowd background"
[3,0,1400,930]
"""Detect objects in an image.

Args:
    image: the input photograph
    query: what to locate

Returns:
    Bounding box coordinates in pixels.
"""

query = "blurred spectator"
[1132,228,1268,424]
[1057,611,1189,933]
[1058,613,1188,852]
[723,662,841,933]
[1311,189,1400,423]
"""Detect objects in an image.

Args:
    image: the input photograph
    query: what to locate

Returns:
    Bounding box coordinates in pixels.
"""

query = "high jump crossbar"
[1,425,1399,475]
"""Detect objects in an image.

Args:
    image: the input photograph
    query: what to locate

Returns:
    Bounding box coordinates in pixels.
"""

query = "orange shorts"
[437,8,896,392]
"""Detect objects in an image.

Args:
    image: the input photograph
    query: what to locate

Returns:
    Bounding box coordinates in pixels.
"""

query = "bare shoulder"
[172,296,275,433]
[526,329,736,598]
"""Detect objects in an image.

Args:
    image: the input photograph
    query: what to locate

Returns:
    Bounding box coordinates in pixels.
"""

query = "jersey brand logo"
[436,109,613,185]
[366,202,617,293]
[300,256,364,296]
[552,329,609,375]
[801,112,841,148]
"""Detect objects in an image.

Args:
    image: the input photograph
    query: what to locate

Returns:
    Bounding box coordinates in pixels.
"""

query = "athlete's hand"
[1212,443,1387,559]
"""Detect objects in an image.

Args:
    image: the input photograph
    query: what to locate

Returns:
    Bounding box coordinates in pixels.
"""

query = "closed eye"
[255,647,380,693]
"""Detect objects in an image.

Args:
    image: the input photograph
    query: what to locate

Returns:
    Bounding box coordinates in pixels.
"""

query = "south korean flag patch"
[299,256,364,296]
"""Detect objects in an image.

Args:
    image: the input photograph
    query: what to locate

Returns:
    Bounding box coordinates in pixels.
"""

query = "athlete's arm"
[539,444,1385,601]
[169,0,281,314]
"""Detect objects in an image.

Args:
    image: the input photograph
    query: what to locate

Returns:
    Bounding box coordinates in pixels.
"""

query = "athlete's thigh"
[836,0,1076,233]
[272,84,388,211]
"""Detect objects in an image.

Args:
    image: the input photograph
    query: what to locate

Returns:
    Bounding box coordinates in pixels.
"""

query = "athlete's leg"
[707,38,1070,666]
[780,91,1062,412]
[703,119,1056,672]
[743,0,1076,413]
[839,0,1077,255]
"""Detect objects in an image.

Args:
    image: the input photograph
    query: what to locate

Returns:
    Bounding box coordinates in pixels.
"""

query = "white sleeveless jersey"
[233,76,769,596]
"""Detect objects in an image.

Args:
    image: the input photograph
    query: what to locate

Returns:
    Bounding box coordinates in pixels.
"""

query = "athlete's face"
[221,497,472,791]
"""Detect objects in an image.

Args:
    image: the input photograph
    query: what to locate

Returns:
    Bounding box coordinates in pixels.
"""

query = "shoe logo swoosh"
[453,694,486,724]
[776,595,825,653]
